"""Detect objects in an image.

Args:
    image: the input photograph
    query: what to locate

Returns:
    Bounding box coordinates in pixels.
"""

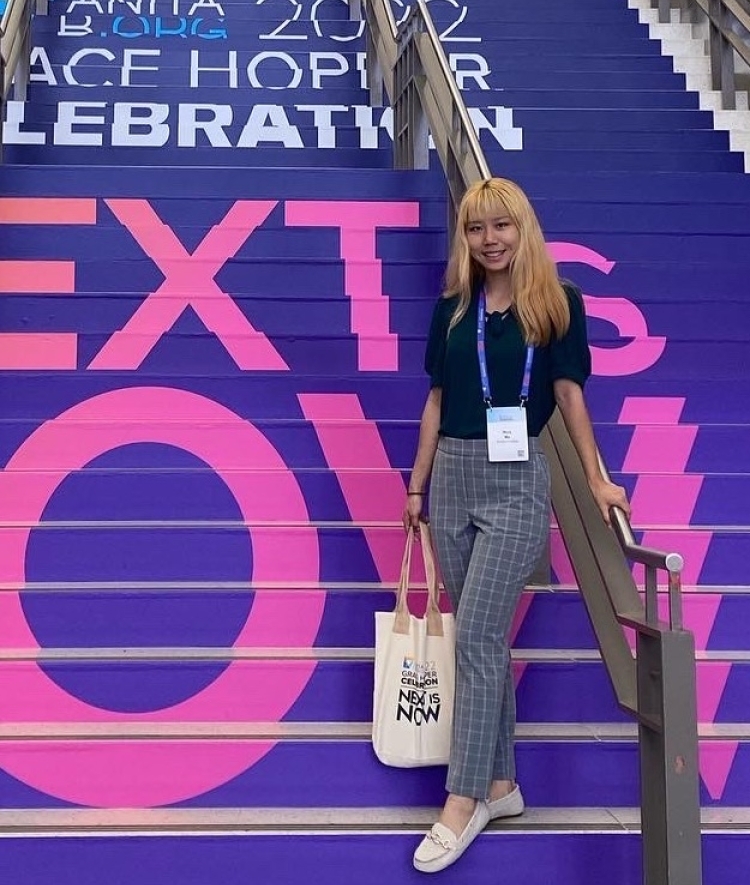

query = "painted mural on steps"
[0,0,749,810]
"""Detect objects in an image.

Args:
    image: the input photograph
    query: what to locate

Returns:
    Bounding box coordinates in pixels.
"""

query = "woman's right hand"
[402,494,425,533]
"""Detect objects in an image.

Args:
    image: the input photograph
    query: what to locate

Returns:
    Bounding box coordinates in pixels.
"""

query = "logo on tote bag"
[397,659,443,724]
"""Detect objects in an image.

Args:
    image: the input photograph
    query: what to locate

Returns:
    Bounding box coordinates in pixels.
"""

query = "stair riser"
[0,833,647,885]
[4,166,750,200]
[7,120,733,151]
[0,659,746,722]
[0,736,746,808]
[4,143,740,172]
[9,87,705,107]
[13,589,750,652]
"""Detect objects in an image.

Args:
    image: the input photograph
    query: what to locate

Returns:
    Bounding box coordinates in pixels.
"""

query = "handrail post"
[0,51,4,163]
[394,12,429,170]
[638,621,702,885]
[709,0,737,107]
[12,0,32,101]
[645,565,658,626]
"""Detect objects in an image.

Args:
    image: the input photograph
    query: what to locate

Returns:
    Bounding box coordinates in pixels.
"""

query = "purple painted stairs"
[1,0,750,882]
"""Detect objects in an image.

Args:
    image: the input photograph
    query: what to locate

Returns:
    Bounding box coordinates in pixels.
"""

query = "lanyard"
[477,292,534,408]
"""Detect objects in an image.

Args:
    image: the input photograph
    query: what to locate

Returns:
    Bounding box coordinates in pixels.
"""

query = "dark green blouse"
[424,282,591,439]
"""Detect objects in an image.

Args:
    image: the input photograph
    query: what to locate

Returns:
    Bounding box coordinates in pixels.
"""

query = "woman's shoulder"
[560,278,584,309]
[432,291,463,321]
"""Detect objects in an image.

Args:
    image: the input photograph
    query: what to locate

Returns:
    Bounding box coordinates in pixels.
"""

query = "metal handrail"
[359,1,702,882]
[0,0,32,99]
[0,0,43,160]
[655,0,750,109]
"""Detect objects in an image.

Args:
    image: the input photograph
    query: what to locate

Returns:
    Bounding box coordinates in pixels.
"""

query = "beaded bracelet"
[407,491,425,496]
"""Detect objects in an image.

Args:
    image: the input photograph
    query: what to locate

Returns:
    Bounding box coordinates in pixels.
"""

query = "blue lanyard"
[477,292,534,408]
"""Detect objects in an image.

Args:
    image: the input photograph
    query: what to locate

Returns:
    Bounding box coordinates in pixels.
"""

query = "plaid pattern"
[430,436,550,798]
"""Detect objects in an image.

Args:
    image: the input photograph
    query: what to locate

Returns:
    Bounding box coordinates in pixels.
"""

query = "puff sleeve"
[549,283,592,388]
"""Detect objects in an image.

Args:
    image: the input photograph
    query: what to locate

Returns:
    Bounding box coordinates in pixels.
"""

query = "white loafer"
[486,784,524,820]
[413,801,490,874]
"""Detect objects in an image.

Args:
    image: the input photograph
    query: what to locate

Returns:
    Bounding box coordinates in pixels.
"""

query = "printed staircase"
[1,0,750,882]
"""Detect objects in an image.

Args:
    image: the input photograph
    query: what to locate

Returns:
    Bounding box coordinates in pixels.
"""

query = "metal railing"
[356,1,703,883]
[0,0,42,159]
[654,0,750,109]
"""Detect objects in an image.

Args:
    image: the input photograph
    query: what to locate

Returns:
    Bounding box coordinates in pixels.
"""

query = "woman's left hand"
[589,477,631,526]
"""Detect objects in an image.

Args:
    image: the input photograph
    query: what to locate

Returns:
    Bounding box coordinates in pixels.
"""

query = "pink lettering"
[0,260,75,293]
[0,197,97,225]
[0,198,96,369]
[549,242,667,375]
[0,387,324,806]
[0,333,77,370]
[619,396,727,796]
[286,201,421,371]
[88,200,288,372]
[299,392,409,584]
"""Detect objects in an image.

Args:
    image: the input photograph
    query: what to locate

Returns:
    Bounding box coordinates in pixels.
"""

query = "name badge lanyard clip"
[477,292,534,408]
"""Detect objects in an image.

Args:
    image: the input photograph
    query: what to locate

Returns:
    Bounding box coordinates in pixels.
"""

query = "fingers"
[402,502,424,533]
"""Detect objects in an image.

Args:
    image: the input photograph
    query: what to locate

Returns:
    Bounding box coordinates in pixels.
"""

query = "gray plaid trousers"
[430,436,550,799]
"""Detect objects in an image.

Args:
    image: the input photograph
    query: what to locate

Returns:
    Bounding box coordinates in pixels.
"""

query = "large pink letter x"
[88,200,288,371]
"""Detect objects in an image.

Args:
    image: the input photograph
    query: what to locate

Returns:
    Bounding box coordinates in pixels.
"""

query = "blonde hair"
[444,178,569,345]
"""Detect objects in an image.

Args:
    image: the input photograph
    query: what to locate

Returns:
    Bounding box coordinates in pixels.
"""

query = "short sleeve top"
[424,282,591,439]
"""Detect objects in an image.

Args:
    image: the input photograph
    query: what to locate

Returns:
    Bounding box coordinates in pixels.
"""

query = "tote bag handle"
[393,524,444,637]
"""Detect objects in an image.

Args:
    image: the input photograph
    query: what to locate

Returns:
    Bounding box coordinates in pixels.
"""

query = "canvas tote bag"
[372,523,455,767]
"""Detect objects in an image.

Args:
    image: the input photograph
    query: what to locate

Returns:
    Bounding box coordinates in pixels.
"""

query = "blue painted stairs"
[1,0,750,882]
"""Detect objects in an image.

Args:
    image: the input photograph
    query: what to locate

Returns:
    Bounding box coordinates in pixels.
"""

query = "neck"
[483,274,512,311]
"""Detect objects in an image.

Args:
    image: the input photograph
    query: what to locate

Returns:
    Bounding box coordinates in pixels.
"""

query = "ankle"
[488,780,515,802]
[444,794,477,813]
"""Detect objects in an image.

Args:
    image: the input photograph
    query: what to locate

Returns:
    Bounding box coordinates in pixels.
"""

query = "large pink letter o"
[0,387,324,806]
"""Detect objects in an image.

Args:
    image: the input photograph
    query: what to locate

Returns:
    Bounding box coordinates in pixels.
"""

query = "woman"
[403,178,630,874]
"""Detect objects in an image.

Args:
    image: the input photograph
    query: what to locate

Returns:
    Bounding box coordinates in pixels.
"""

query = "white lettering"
[246,52,302,90]
[2,101,46,144]
[29,48,58,86]
[354,105,392,149]
[53,102,106,146]
[122,49,161,87]
[188,0,225,14]
[449,53,491,91]
[177,104,232,147]
[190,49,238,88]
[107,0,144,13]
[112,102,170,145]
[237,105,303,148]
[468,106,523,150]
[65,0,104,12]
[63,48,116,87]
[296,104,347,148]
[356,51,367,91]
[309,52,348,90]
[57,14,93,36]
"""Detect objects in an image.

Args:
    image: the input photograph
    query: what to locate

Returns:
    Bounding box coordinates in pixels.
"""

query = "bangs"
[462,182,516,227]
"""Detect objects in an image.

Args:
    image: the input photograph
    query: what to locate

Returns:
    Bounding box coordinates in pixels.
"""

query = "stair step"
[4,827,750,885]
[3,165,749,200]
[0,733,746,807]
[0,656,746,723]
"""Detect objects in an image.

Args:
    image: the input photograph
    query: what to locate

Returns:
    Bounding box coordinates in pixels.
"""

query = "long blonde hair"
[444,178,569,345]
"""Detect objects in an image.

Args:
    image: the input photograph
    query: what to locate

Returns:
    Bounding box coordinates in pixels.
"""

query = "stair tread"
[0,721,748,740]
[0,805,749,833]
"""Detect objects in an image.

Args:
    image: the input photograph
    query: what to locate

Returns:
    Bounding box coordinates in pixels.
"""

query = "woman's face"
[465,209,520,275]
